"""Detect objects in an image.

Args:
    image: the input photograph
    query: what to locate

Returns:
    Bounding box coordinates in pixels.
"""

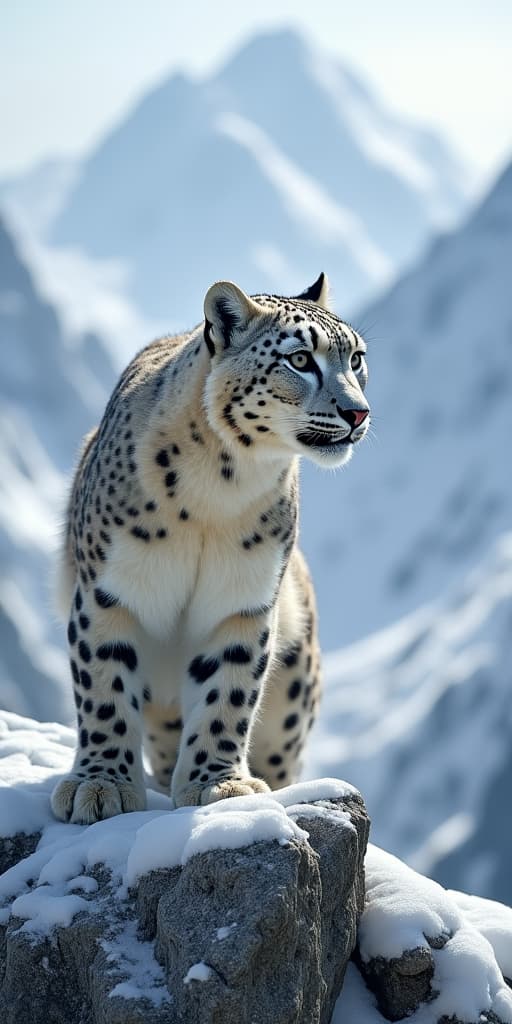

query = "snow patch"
[103,919,171,1006]
[183,961,212,984]
[349,844,512,1024]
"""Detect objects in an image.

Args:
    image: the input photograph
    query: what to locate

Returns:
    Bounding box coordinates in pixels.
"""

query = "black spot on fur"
[80,670,92,689]
[83,699,93,713]
[230,689,245,707]
[189,655,220,684]
[94,587,119,609]
[80,728,88,748]
[187,733,198,746]
[131,695,139,711]
[112,676,124,692]
[195,750,208,765]
[131,525,150,542]
[90,731,108,744]
[67,621,77,645]
[268,754,282,765]
[236,719,248,737]
[78,640,91,663]
[75,590,83,612]
[282,643,301,668]
[70,660,79,684]
[103,747,120,760]
[114,720,127,735]
[210,720,224,735]
[125,750,134,765]
[218,739,237,753]
[79,614,90,630]
[119,763,128,775]
[189,769,200,782]
[96,642,138,671]
[223,645,252,665]
[288,679,302,700]
[164,719,182,730]
[284,713,299,731]
[253,652,269,680]
[97,703,116,720]
[206,689,218,704]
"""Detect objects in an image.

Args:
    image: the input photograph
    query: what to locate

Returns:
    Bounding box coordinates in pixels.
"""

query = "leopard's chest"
[101,520,281,641]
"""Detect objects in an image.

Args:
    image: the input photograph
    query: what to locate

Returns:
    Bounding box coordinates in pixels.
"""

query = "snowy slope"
[307,532,512,903]
[0,217,116,722]
[300,157,512,649]
[47,28,472,322]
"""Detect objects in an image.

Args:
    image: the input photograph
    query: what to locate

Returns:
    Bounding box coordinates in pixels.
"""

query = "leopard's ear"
[204,281,263,354]
[294,272,330,310]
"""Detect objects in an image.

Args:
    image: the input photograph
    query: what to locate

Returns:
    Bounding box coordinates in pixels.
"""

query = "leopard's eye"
[288,351,312,370]
[350,352,364,372]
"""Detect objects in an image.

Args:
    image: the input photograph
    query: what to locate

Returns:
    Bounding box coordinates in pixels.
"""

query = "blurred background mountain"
[1,6,511,903]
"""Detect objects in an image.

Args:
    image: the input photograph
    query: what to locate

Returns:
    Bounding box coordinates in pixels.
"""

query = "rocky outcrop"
[0,792,369,1024]
[346,845,512,1024]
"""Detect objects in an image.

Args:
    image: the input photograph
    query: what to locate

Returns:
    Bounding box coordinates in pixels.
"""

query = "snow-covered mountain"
[0,217,116,721]
[46,28,472,323]
[0,157,79,237]
[301,157,512,649]
[307,532,512,904]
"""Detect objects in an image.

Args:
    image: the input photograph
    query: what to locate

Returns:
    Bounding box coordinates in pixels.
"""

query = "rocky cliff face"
[0,785,368,1021]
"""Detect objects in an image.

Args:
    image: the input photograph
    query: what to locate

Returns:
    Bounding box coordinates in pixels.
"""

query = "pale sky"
[1,0,511,186]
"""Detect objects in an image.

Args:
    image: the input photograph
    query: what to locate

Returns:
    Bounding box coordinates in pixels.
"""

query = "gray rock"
[0,791,369,1024]
[0,831,40,876]
[357,944,436,1021]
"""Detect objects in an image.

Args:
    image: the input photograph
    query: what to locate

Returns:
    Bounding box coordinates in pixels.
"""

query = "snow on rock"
[359,845,460,959]
[0,711,357,935]
[125,799,308,886]
[450,889,512,982]
[103,919,171,1006]
[0,712,74,836]
[183,961,212,984]
[1,714,511,1022]
[345,843,512,1023]
[0,715,369,1023]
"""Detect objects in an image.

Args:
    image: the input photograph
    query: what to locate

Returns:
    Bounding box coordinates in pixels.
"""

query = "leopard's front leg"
[172,612,273,807]
[51,584,146,824]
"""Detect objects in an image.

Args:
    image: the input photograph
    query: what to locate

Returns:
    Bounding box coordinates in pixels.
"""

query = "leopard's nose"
[337,407,369,430]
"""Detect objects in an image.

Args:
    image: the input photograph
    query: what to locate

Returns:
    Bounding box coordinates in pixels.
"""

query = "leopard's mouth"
[295,429,352,450]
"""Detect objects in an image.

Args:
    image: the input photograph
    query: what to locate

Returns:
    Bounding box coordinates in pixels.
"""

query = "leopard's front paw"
[51,773,146,824]
[173,774,270,808]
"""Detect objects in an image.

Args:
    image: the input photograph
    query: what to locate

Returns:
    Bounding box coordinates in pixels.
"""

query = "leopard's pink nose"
[339,408,369,430]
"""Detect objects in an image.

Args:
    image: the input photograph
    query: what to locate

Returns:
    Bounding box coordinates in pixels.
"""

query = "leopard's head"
[203,274,370,468]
